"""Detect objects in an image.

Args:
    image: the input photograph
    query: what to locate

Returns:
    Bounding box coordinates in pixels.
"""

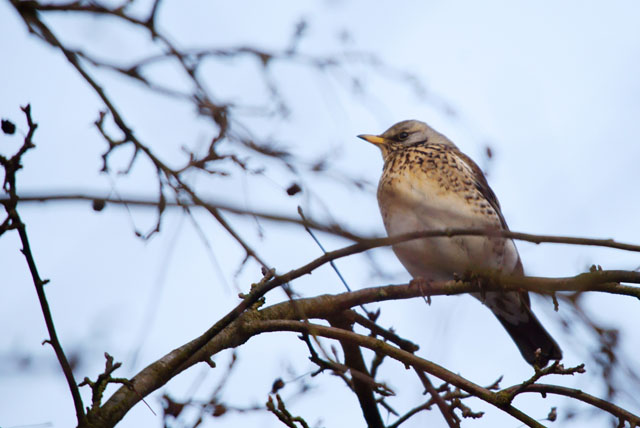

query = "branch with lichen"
[266,393,310,428]
[90,268,640,427]
[79,353,133,412]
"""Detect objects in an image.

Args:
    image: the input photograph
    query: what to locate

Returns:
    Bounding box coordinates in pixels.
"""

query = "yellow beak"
[357,134,386,145]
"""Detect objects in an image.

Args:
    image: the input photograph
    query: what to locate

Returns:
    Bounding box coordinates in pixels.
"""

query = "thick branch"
[328,316,384,428]
[94,268,640,426]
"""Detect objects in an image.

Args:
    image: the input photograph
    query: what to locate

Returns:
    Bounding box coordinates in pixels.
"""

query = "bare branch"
[7,3,640,428]
[499,361,586,401]
[257,320,546,428]
[8,193,640,256]
[502,383,640,427]
[79,353,135,412]
[93,268,640,426]
[413,369,460,427]
[10,2,270,266]
[0,105,85,424]
[266,393,310,428]
[328,316,385,428]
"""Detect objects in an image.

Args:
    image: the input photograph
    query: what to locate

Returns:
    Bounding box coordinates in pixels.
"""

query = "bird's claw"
[410,277,433,305]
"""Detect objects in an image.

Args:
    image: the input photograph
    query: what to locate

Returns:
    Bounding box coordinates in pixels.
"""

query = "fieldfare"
[359,120,562,366]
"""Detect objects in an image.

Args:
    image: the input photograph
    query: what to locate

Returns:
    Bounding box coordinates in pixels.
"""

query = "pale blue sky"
[2,1,640,427]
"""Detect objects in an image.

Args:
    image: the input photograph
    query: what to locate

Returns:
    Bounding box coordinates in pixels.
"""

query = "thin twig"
[7,193,640,255]
[413,369,459,427]
[2,192,358,239]
[501,383,640,426]
[0,105,86,424]
[387,400,433,428]
[298,206,353,291]
[345,311,419,353]
[11,4,270,268]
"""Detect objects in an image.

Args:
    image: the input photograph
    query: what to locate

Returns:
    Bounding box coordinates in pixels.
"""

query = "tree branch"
[413,369,459,427]
[328,316,384,428]
[11,1,270,267]
[6,193,640,255]
[502,383,640,426]
[91,267,640,426]
[0,105,86,424]
[256,320,546,428]
[8,5,640,428]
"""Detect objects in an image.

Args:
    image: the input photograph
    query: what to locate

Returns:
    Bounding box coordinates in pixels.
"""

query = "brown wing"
[453,148,526,279]
[453,149,508,229]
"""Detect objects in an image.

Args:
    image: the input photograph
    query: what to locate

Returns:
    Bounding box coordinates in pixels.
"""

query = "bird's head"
[358,120,457,158]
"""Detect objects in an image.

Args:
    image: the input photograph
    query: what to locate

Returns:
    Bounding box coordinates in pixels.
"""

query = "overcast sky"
[2,1,640,427]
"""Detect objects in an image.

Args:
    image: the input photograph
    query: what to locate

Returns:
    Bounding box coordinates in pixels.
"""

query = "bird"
[358,120,562,367]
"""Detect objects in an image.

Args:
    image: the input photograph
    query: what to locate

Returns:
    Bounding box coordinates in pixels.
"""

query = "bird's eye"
[397,132,409,141]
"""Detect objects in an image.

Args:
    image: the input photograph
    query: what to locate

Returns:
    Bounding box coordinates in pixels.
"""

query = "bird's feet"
[410,276,433,305]
[462,270,488,302]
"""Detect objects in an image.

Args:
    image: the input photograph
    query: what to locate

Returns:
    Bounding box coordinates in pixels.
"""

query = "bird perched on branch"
[359,120,562,366]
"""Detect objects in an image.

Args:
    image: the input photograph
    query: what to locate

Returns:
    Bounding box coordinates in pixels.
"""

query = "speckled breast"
[377,144,519,280]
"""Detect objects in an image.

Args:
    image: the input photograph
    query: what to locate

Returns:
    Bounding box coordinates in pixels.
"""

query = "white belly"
[379,177,520,281]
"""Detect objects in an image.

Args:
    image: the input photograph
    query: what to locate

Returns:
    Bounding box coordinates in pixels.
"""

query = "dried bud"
[485,145,493,159]
[212,404,227,417]
[1,119,16,135]
[271,378,285,393]
[92,199,106,212]
[286,183,301,196]
[547,407,557,422]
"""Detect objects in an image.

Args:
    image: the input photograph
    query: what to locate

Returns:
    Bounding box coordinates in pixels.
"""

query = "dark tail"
[495,307,563,367]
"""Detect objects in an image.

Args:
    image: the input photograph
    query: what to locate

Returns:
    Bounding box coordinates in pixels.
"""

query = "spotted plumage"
[359,120,562,366]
